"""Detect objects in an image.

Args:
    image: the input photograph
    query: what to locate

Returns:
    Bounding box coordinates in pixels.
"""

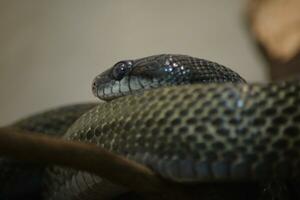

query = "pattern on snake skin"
[45,82,300,200]
[2,54,299,200]
[77,82,300,179]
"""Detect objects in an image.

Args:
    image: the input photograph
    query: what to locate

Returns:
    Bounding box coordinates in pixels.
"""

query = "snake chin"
[94,75,162,101]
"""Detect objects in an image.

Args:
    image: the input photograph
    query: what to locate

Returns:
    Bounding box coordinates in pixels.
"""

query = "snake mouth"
[92,73,162,101]
[92,75,118,101]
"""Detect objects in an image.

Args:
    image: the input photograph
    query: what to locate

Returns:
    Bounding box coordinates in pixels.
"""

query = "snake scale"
[1,54,299,199]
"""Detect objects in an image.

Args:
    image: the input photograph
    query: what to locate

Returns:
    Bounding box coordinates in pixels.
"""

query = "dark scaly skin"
[1,54,299,200]
[46,55,299,200]
[92,54,245,100]
[0,104,97,199]
[48,81,300,200]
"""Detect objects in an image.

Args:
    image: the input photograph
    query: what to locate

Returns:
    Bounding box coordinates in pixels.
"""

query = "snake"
[1,54,299,199]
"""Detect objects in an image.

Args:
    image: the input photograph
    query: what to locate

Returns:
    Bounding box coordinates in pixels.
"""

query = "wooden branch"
[0,127,192,199]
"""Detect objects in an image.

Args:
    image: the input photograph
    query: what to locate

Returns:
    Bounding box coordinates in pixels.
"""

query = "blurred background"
[0,0,268,125]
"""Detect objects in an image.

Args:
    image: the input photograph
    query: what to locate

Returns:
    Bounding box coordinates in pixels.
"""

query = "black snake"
[1,54,299,199]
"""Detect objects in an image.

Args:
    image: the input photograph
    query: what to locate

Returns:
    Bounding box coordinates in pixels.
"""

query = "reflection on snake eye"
[112,62,130,81]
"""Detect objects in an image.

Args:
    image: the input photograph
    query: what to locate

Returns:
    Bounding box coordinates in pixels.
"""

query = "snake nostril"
[92,79,98,97]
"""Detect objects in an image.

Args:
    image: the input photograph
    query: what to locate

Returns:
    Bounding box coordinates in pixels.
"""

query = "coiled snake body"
[1,54,299,199]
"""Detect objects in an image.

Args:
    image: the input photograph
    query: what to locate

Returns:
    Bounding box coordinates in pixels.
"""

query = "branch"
[0,127,191,199]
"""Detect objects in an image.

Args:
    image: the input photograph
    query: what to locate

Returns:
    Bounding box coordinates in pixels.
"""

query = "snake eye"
[112,61,132,80]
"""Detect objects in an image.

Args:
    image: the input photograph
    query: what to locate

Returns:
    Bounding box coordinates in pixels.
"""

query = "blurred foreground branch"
[0,127,190,199]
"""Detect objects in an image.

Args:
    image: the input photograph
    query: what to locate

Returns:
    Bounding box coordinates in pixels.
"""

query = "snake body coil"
[1,54,299,199]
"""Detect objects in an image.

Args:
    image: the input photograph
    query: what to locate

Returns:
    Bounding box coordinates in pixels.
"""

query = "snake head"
[92,54,246,101]
[92,59,135,101]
